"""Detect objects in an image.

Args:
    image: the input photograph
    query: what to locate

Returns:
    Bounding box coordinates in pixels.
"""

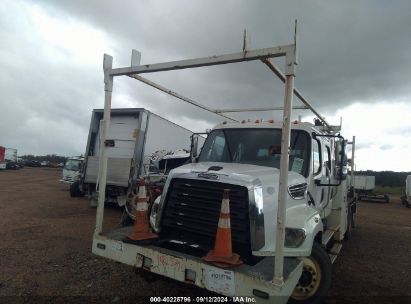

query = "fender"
[283,204,323,257]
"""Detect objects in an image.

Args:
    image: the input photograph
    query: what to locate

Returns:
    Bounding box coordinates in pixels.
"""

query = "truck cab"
[145,120,352,301]
[61,156,84,185]
[151,121,346,257]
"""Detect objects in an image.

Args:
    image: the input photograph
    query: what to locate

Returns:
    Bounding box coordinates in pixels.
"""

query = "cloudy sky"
[1,0,410,171]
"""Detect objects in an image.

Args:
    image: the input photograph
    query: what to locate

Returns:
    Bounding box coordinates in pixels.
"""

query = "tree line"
[355,170,411,187]
[18,155,411,187]
[21,154,68,164]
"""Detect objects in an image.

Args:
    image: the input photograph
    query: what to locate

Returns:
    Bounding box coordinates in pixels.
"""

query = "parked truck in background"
[353,175,389,203]
[91,31,357,303]
[5,148,17,162]
[353,175,375,191]
[125,149,195,221]
[0,146,6,170]
[61,156,84,186]
[5,148,18,170]
[71,108,196,207]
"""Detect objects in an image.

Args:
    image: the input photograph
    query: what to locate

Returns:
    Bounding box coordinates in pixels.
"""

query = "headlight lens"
[149,196,161,232]
[254,186,263,211]
[285,228,306,247]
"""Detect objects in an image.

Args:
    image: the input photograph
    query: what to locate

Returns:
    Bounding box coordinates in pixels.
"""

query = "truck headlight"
[254,186,263,211]
[285,228,306,248]
[149,196,161,233]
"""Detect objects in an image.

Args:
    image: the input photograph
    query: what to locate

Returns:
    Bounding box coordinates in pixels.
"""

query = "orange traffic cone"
[202,189,243,267]
[126,179,158,242]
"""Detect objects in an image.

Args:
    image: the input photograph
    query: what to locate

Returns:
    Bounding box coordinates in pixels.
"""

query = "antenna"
[294,19,298,65]
[242,29,249,52]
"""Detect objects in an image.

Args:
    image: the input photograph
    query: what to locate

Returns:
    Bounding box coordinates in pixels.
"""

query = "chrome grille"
[288,183,307,199]
[161,178,251,257]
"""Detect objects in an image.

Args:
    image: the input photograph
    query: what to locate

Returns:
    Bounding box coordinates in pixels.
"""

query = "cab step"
[322,226,339,246]
[328,242,342,264]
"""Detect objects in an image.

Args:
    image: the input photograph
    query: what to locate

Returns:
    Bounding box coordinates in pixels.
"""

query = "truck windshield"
[198,128,310,177]
[64,159,81,171]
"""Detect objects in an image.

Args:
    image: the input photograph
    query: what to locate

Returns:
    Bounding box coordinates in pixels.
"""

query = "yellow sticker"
[132,129,138,139]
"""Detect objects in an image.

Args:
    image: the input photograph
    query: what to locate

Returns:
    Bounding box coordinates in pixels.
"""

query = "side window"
[312,139,321,175]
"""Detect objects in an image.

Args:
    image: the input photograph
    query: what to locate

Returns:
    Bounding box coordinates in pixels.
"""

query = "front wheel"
[290,242,332,304]
[70,181,84,197]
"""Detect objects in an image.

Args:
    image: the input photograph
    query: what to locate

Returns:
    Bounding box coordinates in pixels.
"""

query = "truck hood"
[168,161,306,188]
[157,161,313,254]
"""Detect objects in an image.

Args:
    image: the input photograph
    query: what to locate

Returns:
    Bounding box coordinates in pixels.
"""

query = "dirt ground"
[0,168,410,303]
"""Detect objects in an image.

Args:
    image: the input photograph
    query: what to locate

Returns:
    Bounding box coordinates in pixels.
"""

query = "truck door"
[321,144,332,213]
[310,138,331,214]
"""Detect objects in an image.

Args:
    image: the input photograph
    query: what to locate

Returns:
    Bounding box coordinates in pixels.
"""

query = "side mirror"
[335,139,348,181]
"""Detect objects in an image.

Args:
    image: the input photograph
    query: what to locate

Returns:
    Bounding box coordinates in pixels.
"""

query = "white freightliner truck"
[92,31,357,303]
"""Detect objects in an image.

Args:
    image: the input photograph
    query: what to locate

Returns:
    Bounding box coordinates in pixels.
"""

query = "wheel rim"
[291,257,322,300]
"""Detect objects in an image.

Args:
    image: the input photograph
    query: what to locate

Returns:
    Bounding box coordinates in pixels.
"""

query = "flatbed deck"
[93,227,303,303]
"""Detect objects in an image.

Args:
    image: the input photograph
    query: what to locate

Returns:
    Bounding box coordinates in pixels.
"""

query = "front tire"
[290,242,332,304]
[70,181,83,197]
[70,181,78,197]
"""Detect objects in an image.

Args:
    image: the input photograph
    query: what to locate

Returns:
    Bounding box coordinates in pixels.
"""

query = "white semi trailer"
[353,175,389,203]
[353,175,375,191]
[72,108,195,207]
[91,30,357,303]
[5,148,17,162]
[401,175,411,208]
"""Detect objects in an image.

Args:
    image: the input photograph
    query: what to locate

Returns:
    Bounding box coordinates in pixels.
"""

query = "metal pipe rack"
[95,24,332,285]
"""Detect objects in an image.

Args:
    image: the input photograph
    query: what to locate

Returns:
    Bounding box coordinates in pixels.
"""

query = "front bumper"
[60,177,77,184]
[92,229,302,303]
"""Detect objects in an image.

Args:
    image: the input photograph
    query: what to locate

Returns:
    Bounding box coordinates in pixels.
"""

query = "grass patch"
[374,186,404,195]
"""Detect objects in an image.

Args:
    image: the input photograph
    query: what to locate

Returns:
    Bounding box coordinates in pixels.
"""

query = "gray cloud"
[379,144,394,151]
[1,0,411,168]
[37,0,411,109]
